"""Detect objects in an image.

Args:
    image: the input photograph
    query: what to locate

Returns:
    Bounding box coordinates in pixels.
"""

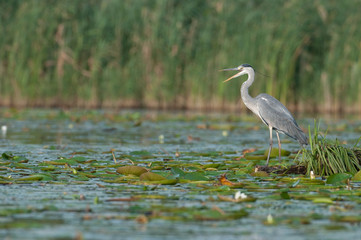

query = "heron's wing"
[255,93,305,141]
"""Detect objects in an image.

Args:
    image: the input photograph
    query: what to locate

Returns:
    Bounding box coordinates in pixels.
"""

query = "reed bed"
[1,0,361,112]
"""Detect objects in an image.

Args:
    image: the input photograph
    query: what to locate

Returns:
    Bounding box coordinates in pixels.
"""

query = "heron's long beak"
[220,67,243,83]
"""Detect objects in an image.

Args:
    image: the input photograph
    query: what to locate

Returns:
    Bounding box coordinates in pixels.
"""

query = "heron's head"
[221,63,254,82]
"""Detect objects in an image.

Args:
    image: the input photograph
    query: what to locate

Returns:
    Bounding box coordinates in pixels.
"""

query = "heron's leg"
[276,131,282,163]
[266,126,273,166]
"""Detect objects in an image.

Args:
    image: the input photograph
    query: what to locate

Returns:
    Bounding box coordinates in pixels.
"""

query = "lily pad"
[139,172,166,181]
[16,174,53,182]
[45,159,79,165]
[244,154,266,160]
[202,163,221,169]
[171,167,187,177]
[264,148,291,157]
[251,171,269,177]
[326,173,352,185]
[183,172,209,181]
[139,179,178,185]
[116,166,148,176]
[330,215,361,223]
[192,208,248,221]
[312,197,334,204]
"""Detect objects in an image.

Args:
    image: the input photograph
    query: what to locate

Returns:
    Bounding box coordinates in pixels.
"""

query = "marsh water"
[0,109,360,240]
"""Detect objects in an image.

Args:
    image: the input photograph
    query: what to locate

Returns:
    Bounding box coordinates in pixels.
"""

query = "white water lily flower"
[234,191,247,200]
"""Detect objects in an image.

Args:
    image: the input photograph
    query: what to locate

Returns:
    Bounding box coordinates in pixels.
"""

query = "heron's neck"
[240,68,256,110]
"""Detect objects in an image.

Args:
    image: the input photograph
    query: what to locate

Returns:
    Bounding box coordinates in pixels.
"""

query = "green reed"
[301,122,361,176]
[0,0,361,111]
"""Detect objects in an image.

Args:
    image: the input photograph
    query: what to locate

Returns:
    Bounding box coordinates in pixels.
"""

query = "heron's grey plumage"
[255,93,308,146]
[222,64,308,165]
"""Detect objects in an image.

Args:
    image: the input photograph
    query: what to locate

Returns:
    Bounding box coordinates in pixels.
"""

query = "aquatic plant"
[0,1,361,111]
[301,123,361,176]
[1,111,361,239]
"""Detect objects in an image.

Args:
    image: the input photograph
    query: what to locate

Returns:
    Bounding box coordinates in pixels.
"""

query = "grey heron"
[222,64,308,166]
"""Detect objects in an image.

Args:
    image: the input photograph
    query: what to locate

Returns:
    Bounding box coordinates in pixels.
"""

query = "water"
[0,109,360,240]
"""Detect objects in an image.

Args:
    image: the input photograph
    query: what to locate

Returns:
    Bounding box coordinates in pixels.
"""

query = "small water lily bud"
[267,214,274,224]
[1,125,7,137]
[159,134,164,144]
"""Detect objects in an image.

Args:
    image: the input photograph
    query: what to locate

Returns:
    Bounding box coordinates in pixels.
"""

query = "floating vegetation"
[1,110,361,239]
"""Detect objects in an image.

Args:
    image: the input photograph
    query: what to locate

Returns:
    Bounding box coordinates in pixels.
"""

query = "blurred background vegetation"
[0,0,361,113]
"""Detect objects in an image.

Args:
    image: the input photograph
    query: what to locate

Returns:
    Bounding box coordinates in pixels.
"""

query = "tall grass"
[301,123,361,176]
[0,0,361,112]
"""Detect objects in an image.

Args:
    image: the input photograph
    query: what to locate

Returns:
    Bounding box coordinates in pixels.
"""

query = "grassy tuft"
[301,122,361,176]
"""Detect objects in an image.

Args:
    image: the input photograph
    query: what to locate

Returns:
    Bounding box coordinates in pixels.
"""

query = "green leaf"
[326,173,352,185]
[202,163,221,169]
[116,166,148,176]
[280,191,291,199]
[45,159,79,165]
[312,197,334,204]
[141,179,178,185]
[264,148,291,157]
[251,171,269,177]
[171,167,185,177]
[244,154,267,160]
[71,156,87,163]
[2,152,14,160]
[41,165,56,171]
[139,172,166,181]
[94,196,100,204]
[351,170,361,181]
[16,174,53,182]
[183,172,209,181]
[330,215,361,223]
